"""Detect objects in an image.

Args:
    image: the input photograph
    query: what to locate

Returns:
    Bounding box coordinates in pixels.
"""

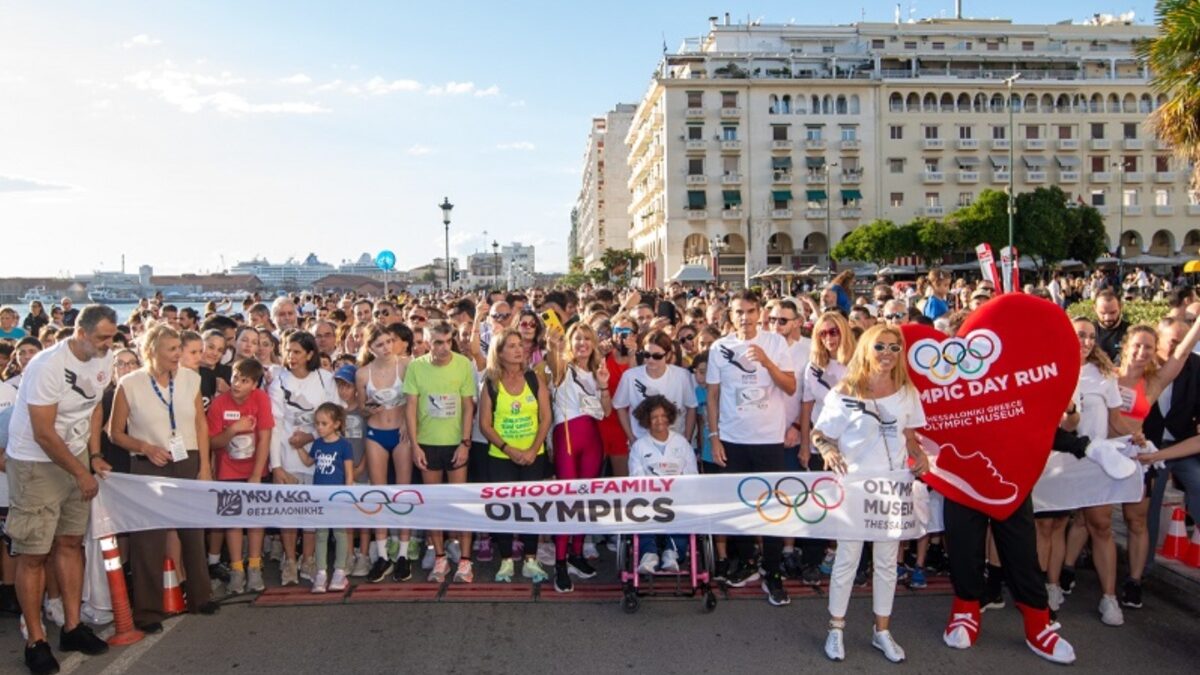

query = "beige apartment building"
[576,104,636,269]
[621,14,1198,287]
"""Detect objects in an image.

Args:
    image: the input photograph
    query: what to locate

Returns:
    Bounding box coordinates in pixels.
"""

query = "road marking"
[95,615,186,675]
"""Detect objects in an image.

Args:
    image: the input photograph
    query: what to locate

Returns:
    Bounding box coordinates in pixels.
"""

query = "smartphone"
[613,326,632,356]
[540,309,564,335]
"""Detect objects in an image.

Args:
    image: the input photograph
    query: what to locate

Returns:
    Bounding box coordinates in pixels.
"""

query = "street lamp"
[709,234,726,284]
[824,161,839,281]
[1113,161,1126,283]
[491,240,500,290]
[1004,73,1021,252]
[439,197,454,291]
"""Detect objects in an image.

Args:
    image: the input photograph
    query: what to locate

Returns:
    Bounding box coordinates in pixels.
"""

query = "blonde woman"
[812,324,929,663]
[799,311,856,469]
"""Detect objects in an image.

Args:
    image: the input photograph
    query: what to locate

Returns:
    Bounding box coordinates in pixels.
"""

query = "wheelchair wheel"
[703,590,718,613]
[615,535,628,576]
[622,589,640,614]
[701,535,716,576]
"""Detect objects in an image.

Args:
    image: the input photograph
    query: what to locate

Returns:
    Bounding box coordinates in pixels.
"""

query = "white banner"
[1032,453,1144,513]
[89,472,927,542]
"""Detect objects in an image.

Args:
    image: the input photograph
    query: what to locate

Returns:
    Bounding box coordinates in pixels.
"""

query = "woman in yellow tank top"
[479,328,552,584]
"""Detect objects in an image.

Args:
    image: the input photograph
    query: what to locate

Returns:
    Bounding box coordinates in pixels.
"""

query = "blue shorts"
[365,426,403,453]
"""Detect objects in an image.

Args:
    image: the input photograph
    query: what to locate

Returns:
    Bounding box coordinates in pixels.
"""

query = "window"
[773,196,790,210]
[962,41,973,50]
[722,191,742,210]
[872,39,885,49]
[992,126,1006,140]
[1022,41,1035,51]
[904,41,917,49]
[1122,189,1138,207]
[842,157,860,172]
[721,91,738,108]
[1155,189,1170,206]
[1091,189,1106,206]
[1123,123,1137,140]
[958,125,973,140]
[890,192,904,207]
[958,192,974,207]
[686,91,703,108]
[925,192,941,207]
[889,158,905,173]
[687,125,703,140]
[1156,156,1170,172]
[1057,125,1073,140]
[1090,123,1106,140]
[822,45,835,54]
[932,42,945,50]
[1122,155,1138,172]
[925,159,940,172]
[687,158,704,175]
[805,125,823,141]
[772,125,789,141]
[1091,156,1107,172]
[840,126,857,141]
[722,126,738,141]
[924,125,940,140]
[1024,124,1041,140]
[722,156,738,175]
[986,41,999,51]
[889,124,903,140]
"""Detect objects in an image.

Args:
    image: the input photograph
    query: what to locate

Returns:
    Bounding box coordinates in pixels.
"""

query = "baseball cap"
[334,364,357,384]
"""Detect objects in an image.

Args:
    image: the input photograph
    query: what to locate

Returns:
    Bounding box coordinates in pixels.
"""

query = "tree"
[1139,0,1200,186]
[831,219,904,265]
[1064,204,1108,267]
[1015,186,1071,270]
[950,189,1009,252]
[598,248,646,288]
[569,256,584,273]
[912,217,959,265]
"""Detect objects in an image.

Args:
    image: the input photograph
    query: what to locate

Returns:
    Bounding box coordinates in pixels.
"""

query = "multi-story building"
[624,14,1197,287]
[576,104,636,268]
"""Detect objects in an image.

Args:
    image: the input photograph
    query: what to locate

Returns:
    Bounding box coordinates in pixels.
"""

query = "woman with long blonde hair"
[811,324,929,663]
[799,311,855,468]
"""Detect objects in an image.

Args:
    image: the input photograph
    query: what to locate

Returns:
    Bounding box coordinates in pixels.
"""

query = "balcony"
[840,139,861,151]
[1122,138,1144,150]
[1155,205,1175,216]
[804,139,827,150]
[686,210,708,220]
[685,139,707,152]
[771,209,794,219]
[1155,171,1177,183]
[1124,205,1143,216]
[840,171,862,184]
[685,108,705,119]
[1025,171,1047,183]
[922,205,946,217]
[990,139,1010,150]
[1090,172,1112,183]
[722,173,743,185]
[956,138,979,150]
[839,207,863,219]
[771,139,792,151]
[1123,172,1145,182]
[806,173,827,184]
[922,171,945,183]
[1023,139,1046,150]
[922,138,945,150]
[1057,138,1080,150]
[1189,204,1200,216]
[720,107,743,118]
[805,208,827,219]
[722,208,743,219]
[720,140,742,152]
[1059,171,1080,183]
[770,171,790,184]
[686,174,707,185]
[1090,139,1112,150]
[957,171,979,183]
[992,170,1011,182]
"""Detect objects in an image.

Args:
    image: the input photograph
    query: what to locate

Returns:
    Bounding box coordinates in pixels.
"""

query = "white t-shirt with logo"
[268,368,338,475]
[629,430,699,478]
[814,386,926,474]
[1076,362,1121,442]
[783,337,812,433]
[802,359,848,424]
[705,331,794,445]
[613,364,697,440]
[552,365,605,424]
[6,341,110,462]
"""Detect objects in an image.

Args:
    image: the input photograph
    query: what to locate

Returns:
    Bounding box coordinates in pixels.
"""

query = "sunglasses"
[678,334,695,342]
[873,343,903,353]
[490,313,511,320]
[884,313,905,321]
[518,321,537,329]
[409,316,427,322]
[818,328,841,338]
[768,317,791,325]
[638,351,668,361]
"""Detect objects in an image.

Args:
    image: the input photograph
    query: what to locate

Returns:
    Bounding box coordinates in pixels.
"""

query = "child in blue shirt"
[294,402,354,593]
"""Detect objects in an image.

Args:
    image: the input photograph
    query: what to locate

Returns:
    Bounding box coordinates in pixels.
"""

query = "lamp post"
[1004,73,1021,251]
[1113,161,1126,283]
[824,161,839,281]
[439,197,454,291]
[491,240,500,291]
[709,234,725,285]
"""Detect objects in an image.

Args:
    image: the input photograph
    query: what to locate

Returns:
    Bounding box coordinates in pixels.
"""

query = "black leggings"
[488,454,547,558]
[722,441,785,574]
[944,496,1047,609]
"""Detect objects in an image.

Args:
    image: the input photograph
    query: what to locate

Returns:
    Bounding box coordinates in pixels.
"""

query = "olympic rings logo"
[907,329,1002,384]
[736,476,845,524]
[328,489,425,516]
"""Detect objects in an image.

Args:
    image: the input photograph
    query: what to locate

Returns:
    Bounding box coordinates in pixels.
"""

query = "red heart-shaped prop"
[901,294,1079,520]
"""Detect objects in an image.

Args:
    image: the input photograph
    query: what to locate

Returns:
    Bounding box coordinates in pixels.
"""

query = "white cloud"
[509,99,527,108]
[474,85,501,97]
[406,144,433,156]
[278,73,312,85]
[125,66,327,115]
[496,141,536,151]
[121,34,162,49]
[0,175,71,193]
[365,76,422,95]
[426,81,500,97]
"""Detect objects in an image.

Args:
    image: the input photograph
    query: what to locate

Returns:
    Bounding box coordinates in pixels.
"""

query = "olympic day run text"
[918,362,1060,405]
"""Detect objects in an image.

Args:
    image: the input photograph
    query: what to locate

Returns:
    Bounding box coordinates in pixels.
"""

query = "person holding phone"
[601,315,639,477]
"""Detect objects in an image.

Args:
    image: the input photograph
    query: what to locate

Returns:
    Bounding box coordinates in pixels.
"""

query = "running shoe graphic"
[928,442,1019,506]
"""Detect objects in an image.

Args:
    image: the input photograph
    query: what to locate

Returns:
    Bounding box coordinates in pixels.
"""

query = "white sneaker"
[329,569,349,591]
[1047,583,1064,612]
[247,567,266,592]
[872,628,906,663]
[43,596,64,627]
[421,545,436,570]
[267,536,284,562]
[638,553,660,575]
[824,628,845,661]
[446,540,462,564]
[660,549,681,573]
[311,570,328,594]
[583,539,600,561]
[1099,594,1125,626]
[299,556,316,582]
[606,535,619,552]
[351,552,371,577]
[80,603,112,626]
[536,542,556,566]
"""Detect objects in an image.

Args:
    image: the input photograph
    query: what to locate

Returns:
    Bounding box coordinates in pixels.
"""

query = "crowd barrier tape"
[87,471,929,541]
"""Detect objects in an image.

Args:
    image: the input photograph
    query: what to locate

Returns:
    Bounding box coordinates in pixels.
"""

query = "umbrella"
[877,265,918,276]
[1184,260,1200,274]
[670,265,714,283]
[1122,253,1175,266]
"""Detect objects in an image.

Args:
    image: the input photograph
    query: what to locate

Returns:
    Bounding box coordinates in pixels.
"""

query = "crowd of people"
[0,270,1197,673]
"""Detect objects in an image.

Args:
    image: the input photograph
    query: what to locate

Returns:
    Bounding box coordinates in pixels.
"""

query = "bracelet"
[707,431,719,439]
[791,421,803,432]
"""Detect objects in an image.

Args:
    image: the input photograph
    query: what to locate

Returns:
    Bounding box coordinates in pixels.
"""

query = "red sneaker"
[943,597,981,649]
[1017,602,1076,664]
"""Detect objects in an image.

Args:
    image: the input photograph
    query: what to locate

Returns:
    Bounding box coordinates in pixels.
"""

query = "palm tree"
[1139,0,1200,186]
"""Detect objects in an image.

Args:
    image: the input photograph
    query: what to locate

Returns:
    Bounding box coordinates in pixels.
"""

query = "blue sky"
[0,1,1155,276]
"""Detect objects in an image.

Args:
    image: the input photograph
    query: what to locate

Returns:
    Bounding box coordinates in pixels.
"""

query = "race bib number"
[426,394,459,419]
[223,410,242,421]
[580,394,604,420]
[344,415,363,439]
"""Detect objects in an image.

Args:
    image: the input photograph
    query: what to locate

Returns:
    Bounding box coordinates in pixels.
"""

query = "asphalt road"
[2,563,1198,675]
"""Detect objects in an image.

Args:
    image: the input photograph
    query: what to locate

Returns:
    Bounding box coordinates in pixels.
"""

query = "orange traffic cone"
[162,557,185,615]
[1159,508,1189,560]
[1182,527,1200,568]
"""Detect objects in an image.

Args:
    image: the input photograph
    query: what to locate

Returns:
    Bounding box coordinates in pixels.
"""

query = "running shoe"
[762,573,790,606]
[247,567,266,592]
[208,561,232,583]
[536,542,556,567]
[909,567,928,589]
[227,568,246,595]
[447,540,462,564]
[782,550,804,579]
[388,538,402,561]
[824,629,845,661]
[476,537,494,563]
[661,549,681,573]
[350,552,371,578]
[495,559,515,583]
[583,539,600,561]
[59,622,108,656]
[43,597,65,627]
[819,549,836,576]
[872,628,906,663]
[714,559,730,582]
[638,553,660,575]
[981,589,1005,612]
[454,560,474,584]
[311,570,328,594]
[366,557,393,584]
[283,557,301,586]
[606,535,619,552]
[522,558,549,583]
[299,556,316,582]
[567,554,598,579]
[421,545,436,570]
[1120,578,1143,609]
[853,567,870,588]
[329,569,349,592]
[1059,566,1076,594]
[429,556,450,583]
[1099,594,1124,626]
[896,563,911,583]
[726,560,761,588]
[267,536,283,562]
[801,565,822,587]
[407,539,421,561]
[1046,583,1064,611]
[554,561,574,593]
[25,640,58,675]
[391,556,412,582]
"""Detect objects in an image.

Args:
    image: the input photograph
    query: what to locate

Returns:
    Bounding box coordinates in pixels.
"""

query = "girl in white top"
[268,331,338,586]
[812,324,930,664]
[613,330,697,443]
[799,312,856,469]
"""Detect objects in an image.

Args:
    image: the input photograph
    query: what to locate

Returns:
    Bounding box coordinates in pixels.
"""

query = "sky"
[0,1,1156,277]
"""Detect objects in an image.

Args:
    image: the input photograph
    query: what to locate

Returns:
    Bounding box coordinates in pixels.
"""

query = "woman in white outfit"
[812,324,930,664]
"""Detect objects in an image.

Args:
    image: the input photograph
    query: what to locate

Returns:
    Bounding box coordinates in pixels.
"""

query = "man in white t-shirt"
[6,305,116,672]
[706,290,796,606]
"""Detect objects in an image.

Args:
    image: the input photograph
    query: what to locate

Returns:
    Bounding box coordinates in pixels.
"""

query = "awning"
[772,157,793,170]
[722,190,742,205]
[687,191,706,209]
[670,264,715,283]
[955,156,980,167]
[1023,155,1048,168]
[1056,155,1080,167]
[990,155,1010,167]
[806,189,827,201]
[806,157,826,168]
[841,189,863,200]
[772,190,793,201]
[1185,260,1200,274]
